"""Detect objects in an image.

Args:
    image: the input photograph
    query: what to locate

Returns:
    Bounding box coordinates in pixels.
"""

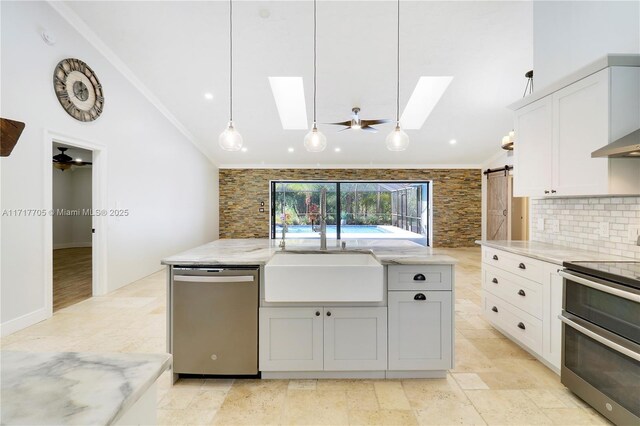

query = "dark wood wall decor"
[0,118,26,157]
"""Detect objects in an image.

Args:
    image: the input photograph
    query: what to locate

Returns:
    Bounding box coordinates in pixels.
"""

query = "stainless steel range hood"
[592,128,640,158]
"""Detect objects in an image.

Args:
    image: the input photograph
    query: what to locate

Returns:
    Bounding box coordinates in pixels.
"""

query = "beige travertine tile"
[349,409,418,425]
[415,399,486,425]
[452,373,489,390]
[402,377,469,409]
[465,390,553,425]
[346,384,380,411]
[187,389,228,410]
[542,408,611,425]
[374,381,412,410]
[158,388,200,410]
[467,338,536,360]
[288,379,317,390]
[523,389,582,409]
[283,389,349,425]
[157,408,217,425]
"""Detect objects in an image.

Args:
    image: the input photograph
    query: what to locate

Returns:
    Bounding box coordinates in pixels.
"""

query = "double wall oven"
[559,262,640,425]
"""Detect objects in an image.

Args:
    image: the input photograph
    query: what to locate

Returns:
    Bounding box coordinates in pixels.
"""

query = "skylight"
[268,77,308,130]
[400,76,453,130]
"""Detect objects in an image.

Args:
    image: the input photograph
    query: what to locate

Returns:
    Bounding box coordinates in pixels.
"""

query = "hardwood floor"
[53,247,92,312]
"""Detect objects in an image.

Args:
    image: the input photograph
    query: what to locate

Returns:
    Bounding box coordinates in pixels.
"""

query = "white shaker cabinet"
[388,291,453,370]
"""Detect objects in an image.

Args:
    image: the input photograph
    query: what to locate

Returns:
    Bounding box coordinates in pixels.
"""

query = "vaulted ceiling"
[63,1,533,167]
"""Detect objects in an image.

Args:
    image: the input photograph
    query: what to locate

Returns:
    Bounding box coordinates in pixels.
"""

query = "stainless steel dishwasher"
[171,266,259,375]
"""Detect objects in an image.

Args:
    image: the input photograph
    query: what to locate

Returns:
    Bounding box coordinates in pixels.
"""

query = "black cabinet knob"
[315,311,320,317]
[518,263,526,270]
[551,190,557,194]
[413,273,426,281]
[544,190,550,194]
[517,322,526,330]
[518,289,526,297]
[492,255,499,260]
[414,293,426,301]
[492,278,498,284]
[491,306,498,313]
[326,311,331,317]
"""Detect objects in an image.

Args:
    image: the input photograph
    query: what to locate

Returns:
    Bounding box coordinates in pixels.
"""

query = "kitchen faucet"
[314,188,327,250]
[279,221,288,250]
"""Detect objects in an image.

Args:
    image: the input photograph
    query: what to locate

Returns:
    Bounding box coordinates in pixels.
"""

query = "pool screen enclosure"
[270,181,431,246]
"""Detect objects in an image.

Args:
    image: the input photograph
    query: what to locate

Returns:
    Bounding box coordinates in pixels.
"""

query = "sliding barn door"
[487,173,509,240]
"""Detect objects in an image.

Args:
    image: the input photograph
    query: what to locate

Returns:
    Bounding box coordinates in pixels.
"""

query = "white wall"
[53,167,93,249]
[533,1,640,88]
[0,1,219,335]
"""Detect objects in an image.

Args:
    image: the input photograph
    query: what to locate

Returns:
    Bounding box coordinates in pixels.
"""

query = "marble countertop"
[1,351,172,425]
[162,238,457,266]
[476,240,635,265]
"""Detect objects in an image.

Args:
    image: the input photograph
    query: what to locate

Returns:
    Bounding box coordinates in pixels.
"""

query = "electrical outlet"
[599,222,610,238]
[537,218,545,231]
[628,225,640,242]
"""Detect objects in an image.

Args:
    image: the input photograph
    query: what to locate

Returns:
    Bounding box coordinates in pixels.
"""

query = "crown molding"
[47,1,217,165]
[218,163,483,170]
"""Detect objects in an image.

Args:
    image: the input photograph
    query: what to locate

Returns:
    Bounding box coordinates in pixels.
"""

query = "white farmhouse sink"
[265,252,384,302]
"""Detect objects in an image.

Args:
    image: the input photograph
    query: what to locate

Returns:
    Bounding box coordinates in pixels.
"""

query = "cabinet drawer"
[482,247,543,283]
[483,293,542,354]
[482,265,543,319]
[388,265,452,291]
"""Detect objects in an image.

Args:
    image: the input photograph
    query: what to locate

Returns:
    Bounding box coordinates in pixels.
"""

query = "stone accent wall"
[219,169,481,248]
[531,196,640,259]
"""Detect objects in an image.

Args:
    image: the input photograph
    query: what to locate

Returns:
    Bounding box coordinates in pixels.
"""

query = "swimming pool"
[278,225,391,234]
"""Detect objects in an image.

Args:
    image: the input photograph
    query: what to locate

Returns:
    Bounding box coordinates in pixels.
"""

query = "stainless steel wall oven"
[559,262,640,425]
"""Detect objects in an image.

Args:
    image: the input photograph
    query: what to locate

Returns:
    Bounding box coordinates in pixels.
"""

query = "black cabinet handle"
[492,278,498,284]
[414,293,426,301]
[517,322,526,330]
[315,311,320,317]
[413,273,426,281]
[551,190,557,194]
[544,190,550,194]
[518,289,526,297]
[518,263,526,270]
[326,311,331,317]
[492,255,499,261]
[491,306,498,313]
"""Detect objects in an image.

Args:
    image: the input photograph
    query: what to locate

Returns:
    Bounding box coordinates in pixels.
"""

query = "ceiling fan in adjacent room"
[52,147,92,171]
[326,107,392,133]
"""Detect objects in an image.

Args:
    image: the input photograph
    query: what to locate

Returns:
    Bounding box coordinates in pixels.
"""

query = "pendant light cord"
[313,0,317,124]
[396,0,400,124]
[229,0,233,122]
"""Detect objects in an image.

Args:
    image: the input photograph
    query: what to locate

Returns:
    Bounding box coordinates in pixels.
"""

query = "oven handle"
[559,314,640,362]
[558,270,640,303]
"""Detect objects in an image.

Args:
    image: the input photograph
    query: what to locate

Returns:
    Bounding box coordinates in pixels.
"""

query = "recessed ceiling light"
[204,92,214,100]
[449,139,457,145]
[334,147,341,152]
[401,76,454,130]
[268,77,308,129]
[288,147,294,153]
[241,147,247,152]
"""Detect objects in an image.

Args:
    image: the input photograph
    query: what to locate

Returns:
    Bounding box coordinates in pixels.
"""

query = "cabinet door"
[259,307,323,371]
[552,69,609,196]
[323,307,387,371]
[513,96,554,197]
[388,291,453,370]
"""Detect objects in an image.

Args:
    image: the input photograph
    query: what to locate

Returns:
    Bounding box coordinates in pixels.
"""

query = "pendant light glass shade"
[386,123,409,151]
[219,121,243,151]
[304,123,327,152]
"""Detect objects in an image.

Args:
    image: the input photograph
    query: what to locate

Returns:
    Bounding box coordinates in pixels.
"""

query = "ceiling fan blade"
[325,120,352,127]
[337,127,352,132]
[361,125,378,133]
[361,119,393,126]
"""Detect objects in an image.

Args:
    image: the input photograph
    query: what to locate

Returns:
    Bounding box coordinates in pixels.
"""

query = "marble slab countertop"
[1,351,172,425]
[476,240,635,265]
[162,238,457,266]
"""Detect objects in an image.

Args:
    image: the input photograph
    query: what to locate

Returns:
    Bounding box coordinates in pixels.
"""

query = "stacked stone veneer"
[219,168,481,248]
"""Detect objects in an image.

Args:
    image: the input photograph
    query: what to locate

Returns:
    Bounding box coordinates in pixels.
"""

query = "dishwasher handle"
[174,275,255,283]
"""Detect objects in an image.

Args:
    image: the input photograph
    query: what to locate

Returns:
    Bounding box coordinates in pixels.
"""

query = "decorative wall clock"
[53,58,104,122]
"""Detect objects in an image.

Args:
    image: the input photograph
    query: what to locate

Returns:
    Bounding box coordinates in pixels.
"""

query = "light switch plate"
[599,222,610,238]
[537,218,545,231]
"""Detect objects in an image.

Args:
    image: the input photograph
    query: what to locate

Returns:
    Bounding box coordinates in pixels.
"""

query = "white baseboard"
[53,242,92,250]
[0,307,50,337]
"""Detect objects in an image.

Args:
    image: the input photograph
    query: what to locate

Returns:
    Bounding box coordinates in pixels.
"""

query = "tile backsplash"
[530,196,640,260]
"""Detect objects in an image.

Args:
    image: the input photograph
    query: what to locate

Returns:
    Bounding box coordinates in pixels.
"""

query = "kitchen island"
[162,238,456,380]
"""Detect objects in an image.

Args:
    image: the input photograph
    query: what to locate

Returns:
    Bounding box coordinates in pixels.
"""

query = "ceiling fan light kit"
[304,0,327,152]
[219,0,243,152]
[385,0,409,152]
[52,147,92,172]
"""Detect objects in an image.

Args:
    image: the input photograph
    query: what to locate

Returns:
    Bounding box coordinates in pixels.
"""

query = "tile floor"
[0,247,610,425]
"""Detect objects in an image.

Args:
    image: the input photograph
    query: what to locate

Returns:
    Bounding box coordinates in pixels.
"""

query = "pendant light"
[385,0,409,151]
[219,0,243,151]
[304,0,327,152]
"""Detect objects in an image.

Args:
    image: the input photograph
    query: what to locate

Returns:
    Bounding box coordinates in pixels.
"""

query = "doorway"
[486,169,528,241]
[44,131,107,316]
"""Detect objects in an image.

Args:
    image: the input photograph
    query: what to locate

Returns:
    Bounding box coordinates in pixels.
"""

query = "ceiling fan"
[53,147,92,171]
[327,107,392,133]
